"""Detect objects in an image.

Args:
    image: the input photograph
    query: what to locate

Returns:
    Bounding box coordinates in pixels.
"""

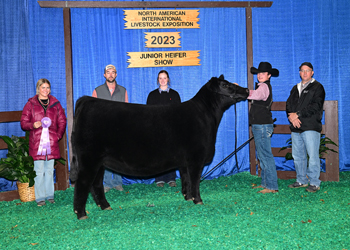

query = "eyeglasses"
[300,70,312,73]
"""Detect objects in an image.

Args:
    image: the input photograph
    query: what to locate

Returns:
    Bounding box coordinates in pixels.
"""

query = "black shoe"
[48,199,55,204]
[288,182,308,188]
[156,183,164,187]
[306,185,320,193]
[37,201,46,206]
[168,181,177,187]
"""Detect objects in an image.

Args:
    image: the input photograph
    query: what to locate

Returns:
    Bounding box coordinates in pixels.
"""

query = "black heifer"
[70,75,248,220]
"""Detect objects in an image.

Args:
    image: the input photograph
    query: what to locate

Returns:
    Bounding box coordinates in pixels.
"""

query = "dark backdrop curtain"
[1,0,349,191]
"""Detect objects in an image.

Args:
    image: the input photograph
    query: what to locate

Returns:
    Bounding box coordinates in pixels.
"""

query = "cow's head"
[207,75,249,107]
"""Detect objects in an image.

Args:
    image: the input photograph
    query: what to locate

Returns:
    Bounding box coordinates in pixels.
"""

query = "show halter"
[37,117,52,155]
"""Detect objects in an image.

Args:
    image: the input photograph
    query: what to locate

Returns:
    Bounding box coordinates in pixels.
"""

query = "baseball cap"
[105,64,117,73]
[299,62,313,70]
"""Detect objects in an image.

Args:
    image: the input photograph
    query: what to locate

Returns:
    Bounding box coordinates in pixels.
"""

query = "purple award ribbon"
[37,117,52,155]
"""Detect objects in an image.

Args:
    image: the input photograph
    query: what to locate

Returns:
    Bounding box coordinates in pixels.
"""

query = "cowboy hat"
[250,62,279,76]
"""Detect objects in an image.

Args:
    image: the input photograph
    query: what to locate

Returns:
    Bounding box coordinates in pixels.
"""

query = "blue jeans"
[252,124,278,190]
[291,131,321,187]
[103,168,123,188]
[34,159,55,202]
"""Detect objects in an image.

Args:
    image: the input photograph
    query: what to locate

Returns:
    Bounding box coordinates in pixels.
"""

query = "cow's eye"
[222,84,228,88]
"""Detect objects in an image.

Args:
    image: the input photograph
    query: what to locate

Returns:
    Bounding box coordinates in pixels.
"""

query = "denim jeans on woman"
[34,159,55,202]
[252,124,278,190]
[291,131,321,187]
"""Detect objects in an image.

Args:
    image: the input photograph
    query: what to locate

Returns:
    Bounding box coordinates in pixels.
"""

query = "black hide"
[71,75,249,219]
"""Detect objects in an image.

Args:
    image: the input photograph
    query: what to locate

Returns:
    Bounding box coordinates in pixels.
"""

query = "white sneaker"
[114,185,124,191]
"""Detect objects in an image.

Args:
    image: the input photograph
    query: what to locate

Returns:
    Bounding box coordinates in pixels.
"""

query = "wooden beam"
[63,8,74,165]
[271,101,286,111]
[0,111,23,150]
[0,190,20,202]
[38,1,273,8]
[246,7,254,91]
[323,101,339,181]
[0,111,22,123]
[56,131,70,190]
[246,7,255,176]
[277,171,329,181]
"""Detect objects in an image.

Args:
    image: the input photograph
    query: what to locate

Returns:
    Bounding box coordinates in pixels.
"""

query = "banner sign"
[127,51,200,68]
[124,10,200,29]
[145,32,181,48]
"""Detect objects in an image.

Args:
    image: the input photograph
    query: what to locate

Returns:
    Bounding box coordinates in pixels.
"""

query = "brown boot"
[258,188,278,194]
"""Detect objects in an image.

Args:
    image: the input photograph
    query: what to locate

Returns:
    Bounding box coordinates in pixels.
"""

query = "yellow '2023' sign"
[145,32,181,48]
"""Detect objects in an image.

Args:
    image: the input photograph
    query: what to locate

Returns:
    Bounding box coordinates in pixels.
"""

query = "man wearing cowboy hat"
[248,62,279,194]
[286,62,325,193]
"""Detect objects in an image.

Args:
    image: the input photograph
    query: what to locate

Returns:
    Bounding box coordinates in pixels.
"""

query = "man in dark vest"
[92,64,129,192]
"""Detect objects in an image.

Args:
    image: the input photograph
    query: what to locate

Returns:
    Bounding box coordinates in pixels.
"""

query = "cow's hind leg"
[73,157,102,220]
[74,175,94,220]
[90,165,112,211]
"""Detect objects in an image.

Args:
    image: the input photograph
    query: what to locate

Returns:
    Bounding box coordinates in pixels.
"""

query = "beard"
[106,77,116,83]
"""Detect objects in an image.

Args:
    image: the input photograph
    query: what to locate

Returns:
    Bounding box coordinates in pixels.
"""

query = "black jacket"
[146,88,181,105]
[286,79,325,133]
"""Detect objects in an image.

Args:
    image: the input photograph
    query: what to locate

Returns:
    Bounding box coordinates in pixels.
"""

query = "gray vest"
[95,82,126,102]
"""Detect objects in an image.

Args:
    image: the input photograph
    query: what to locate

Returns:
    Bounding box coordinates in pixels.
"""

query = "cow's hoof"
[78,215,89,220]
[196,202,204,205]
[185,196,193,201]
[102,206,112,210]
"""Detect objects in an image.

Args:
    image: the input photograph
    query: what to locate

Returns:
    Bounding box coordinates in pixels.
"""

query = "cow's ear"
[219,74,224,80]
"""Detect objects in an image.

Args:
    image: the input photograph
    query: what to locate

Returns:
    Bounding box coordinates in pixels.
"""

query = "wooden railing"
[249,101,339,181]
[0,111,69,201]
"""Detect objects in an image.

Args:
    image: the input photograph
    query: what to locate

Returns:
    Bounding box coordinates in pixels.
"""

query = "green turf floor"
[1,171,350,249]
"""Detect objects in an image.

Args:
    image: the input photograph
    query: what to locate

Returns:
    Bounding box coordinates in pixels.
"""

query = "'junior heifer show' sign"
[127,51,200,68]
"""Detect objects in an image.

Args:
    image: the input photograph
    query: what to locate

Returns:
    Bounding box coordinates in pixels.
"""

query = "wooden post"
[63,8,74,165]
[323,101,339,181]
[245,6,257,176]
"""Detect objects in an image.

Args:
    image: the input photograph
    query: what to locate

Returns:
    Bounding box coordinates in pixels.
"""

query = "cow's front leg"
[179,168,192,201]
[90,165,111,210]
[188,165,204,205]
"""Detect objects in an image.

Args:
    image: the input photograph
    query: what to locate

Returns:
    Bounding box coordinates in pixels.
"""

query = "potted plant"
[0,132,36,202]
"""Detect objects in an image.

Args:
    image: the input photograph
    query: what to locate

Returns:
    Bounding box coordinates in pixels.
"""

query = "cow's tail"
[70,154,78,182]
[69,127,79,182]
[69,97,85,182]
